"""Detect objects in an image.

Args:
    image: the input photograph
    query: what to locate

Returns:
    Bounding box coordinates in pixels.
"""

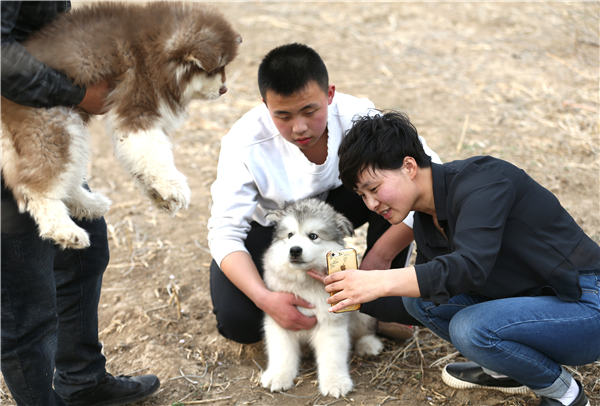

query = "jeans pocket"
[579,274,600,309]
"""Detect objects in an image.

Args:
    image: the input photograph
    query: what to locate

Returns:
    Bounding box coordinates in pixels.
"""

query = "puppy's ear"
[335,212,354,238]
[180,32,241,73]
[184,54,206,70]
[265,209,284,225]
[184,51,221,73]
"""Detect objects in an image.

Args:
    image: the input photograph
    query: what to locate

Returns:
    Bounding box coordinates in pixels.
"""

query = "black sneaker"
[442,362,528,394]
[64,373,160,406]
[538,380,590,406]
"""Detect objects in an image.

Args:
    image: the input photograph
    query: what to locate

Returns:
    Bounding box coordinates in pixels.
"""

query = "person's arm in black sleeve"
[415,172,516,303]
[1,1,86,108]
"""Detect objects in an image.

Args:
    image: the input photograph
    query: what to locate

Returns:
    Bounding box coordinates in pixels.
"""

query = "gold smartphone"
[326,248,360,312]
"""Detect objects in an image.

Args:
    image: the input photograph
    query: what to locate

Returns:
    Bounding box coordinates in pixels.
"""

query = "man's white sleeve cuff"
[209,239,249,268]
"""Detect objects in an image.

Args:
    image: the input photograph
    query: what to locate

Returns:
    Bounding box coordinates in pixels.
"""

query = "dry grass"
[2,2,598,405]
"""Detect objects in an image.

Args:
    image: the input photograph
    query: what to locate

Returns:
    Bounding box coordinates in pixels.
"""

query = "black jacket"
[414,156,600,304]
[1,1,85,107]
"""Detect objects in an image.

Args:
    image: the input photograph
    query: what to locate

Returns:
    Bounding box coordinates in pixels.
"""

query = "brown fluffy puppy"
[1,2,241,249]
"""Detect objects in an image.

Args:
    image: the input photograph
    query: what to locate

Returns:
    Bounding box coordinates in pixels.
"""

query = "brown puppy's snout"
[289,246,302,258]
[218,68,227,95]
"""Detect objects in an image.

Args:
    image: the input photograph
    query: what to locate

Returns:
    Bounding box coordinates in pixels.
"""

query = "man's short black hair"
[258,43,329,99]
[338,111,432,189]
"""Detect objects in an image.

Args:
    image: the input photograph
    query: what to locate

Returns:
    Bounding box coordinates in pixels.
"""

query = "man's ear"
[327,84,335,105]
[403,156,419,179]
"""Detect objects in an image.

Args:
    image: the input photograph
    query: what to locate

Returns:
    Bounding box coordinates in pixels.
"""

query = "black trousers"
[1,181,108,405]
[209,186,420,344]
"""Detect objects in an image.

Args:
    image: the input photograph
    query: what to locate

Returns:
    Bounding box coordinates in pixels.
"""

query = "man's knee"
[1,287,58,357]
[209,260,263,344]
[213,309,263,344]
[448,307,490,352]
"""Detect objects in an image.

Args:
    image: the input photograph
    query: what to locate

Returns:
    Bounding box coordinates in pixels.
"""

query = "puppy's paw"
[260,367,295,393]
[354,334,384,356]
[40,223,90,250]
[138,172,190,213]
[70,192,111,220]
[319,373,353,398]
[87,192,111,217]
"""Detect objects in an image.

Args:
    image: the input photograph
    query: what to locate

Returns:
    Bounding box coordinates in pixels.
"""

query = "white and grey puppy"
[1,2,241,249]
[261,198,383,398]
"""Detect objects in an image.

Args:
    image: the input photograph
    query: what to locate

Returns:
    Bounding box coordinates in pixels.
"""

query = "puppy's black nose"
[289,246,302,258]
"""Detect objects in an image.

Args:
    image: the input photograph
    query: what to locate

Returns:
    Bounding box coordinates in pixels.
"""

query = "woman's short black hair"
[258,43,329,99]
[338,111,432,189]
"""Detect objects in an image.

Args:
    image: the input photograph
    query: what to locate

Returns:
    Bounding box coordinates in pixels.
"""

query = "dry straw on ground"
[1,2,598,406]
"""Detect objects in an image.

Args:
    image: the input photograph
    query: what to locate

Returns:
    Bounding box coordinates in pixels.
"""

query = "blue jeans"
[403,273,600,399]
[1,189,109,405]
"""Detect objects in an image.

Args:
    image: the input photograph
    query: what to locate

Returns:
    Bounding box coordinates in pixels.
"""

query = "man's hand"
[323,267,421,313]
[220,251,317,332]
[77,80,111,114]
[261,290,317,331]
[323,269,384,312]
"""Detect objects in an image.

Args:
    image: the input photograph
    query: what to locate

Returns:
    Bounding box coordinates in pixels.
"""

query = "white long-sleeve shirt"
[207,92,441,265]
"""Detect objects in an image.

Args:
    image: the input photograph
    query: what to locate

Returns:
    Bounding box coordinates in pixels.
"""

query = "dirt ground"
[2,2,599,406]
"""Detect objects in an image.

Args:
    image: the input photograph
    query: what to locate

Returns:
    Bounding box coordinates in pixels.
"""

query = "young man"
[322,111,600,406]
[207,43,441,344]
[1,2,159,405]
